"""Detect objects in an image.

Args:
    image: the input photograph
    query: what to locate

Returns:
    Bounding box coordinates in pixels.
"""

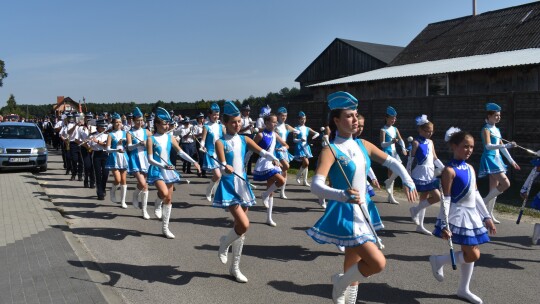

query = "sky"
[0,0,536,106]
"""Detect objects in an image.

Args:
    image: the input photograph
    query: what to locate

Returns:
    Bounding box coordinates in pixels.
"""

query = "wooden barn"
[295,38,403,88]
[53,96,80,117]
[299,2,540,183]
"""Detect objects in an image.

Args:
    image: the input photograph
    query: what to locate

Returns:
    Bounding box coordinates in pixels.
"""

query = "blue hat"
[327,91,358,110]
[156,107,172,123]
[210,103,220,113]
[277,107,287,114]
[197,112,204,118]
[85,112,94,118]
[96,120,108,128]
[133,107,143,118]
[298,111,306,117]
[241,104,251,111]
[486,103,501,111]
[182,116,191,123]
[260,105,271,117]
[223,100,240,117]
[111,112,121,120]
[386,106,397,116]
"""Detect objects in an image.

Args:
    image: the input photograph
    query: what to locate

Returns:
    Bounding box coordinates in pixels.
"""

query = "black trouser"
[53,132,60,149]
[92,151,109,198]
[69,142,83,178]
[181,142,196,173]
[81,148,95,186]
[62,140,71,171]
[170,146,178,168]
[196,140,205,175]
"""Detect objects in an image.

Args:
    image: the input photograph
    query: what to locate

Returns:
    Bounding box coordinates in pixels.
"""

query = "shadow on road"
[63,226,162,240]
[68,260,232,287]
[171,216,233,228]
[195,244,339,262]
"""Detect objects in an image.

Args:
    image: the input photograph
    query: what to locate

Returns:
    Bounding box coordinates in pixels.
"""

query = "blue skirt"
[366,196,384,231]
[414,179,440,192]
[294,143,313,160]
[532,193,540,210]
[478,153,507,178]
[307,199,377,247]
[212,173,256,208]
[253,167,281,181]
[433,203,490,246]
[203,151,220,171]
[147,165,181,185]
[275,150,294,162]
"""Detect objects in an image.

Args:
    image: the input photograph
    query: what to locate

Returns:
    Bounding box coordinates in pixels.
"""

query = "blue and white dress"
[433,159,490,246]
[479,123,507,178]
[294,125,313,160]
[381,125,402,163]
[105,130,129,170]
[275,122,293,162]
[127,128,149,174]
[307,137,377,247]
[253,129,282,181]
[213,134,256,208]
[366,168,384,230]
[203,122,223,171]
[411,136,439,192]
[147,133,181,185]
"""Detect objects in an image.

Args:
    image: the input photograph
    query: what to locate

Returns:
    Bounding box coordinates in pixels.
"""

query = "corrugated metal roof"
[308,48,540,87]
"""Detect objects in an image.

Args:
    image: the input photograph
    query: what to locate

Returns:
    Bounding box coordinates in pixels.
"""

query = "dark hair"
[358,113,365,120]
[328,109,343,141]
[419,121,434,131]
[447,131,473,146]
[264,113,277,123]
[222,114,237,123]
[486,110,499,119]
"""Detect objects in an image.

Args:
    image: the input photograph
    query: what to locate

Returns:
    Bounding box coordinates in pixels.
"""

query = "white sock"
[387,172,398,183]
[267,197,275,224]
[336,265,364,294]
[418,199,430,210]
[457,262,482,304]
[264,183,278,198]
[120,185,128,207]
[206,180,216,195]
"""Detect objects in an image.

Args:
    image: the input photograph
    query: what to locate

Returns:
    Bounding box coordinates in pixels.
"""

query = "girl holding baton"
[105,113,129,208]
[126,107,151,219]
[200,103,225,201]
[146,108,200,239]
[293,111,319,187]
[215,101,280,283]
[307,92,417,304]
[430,127,496,304]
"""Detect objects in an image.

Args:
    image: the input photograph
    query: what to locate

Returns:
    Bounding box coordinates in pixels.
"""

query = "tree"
[1,94,22,116]
[0,59,7,87]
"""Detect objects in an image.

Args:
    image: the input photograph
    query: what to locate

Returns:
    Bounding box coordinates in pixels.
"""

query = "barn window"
[427,74,448,96]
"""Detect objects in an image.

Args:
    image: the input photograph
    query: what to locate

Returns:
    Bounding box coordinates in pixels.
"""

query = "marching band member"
[294,111,319,187]
[479,102,520,223]
[307,92,417,304]
[407,115,444,235]
[200,103,225,201]
[105,113,129,208]
[193,113,206,177]
[127,107,151,219]
[380,106,408,204]
[88,120,110,200]
[215,101,280,282]
[178,117,197,174]
[274,107,297,199]
[147,107,200,238]
[430,128,496,304]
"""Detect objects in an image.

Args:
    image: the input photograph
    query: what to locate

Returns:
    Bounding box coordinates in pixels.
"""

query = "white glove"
[311,174,349,202]
[259,149,278,162]
[311,132,320,140]
[199,146,207,153]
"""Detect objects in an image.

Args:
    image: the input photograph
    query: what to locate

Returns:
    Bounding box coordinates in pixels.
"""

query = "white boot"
[302,167,310,186]
[296,167,303,184]
[229,235,248,283]
[266,196,276,227]
[218,228,240,264]
[154,197,163,219]
[429,251,464,282]
[345,285,358,304]
[132,188,141,209]
[120,185,128,209]
[110,184,118,203]
[262,184,278,208]
[384,179,399,204]
[332,265,364,304]
[161,204,175,239]
[280,180,288,199]
[486,197,501,224]
[319,198,327,209]
[205,180,216,202]
[457,262,483,304]
[140,191,150,219]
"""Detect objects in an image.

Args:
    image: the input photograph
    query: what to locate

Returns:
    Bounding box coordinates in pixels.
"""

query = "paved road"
[34,151,539,303]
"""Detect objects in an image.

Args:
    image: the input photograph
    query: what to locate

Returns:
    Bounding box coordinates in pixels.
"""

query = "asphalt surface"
[34,151,539,304]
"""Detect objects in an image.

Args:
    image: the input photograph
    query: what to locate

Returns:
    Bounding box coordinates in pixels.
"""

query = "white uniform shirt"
[240,116,253,135]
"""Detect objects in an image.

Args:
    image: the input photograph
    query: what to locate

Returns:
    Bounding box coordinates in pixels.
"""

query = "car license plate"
[9,157,30,163]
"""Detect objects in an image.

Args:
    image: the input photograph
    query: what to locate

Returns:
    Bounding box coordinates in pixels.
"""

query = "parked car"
[0,122,48,172]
